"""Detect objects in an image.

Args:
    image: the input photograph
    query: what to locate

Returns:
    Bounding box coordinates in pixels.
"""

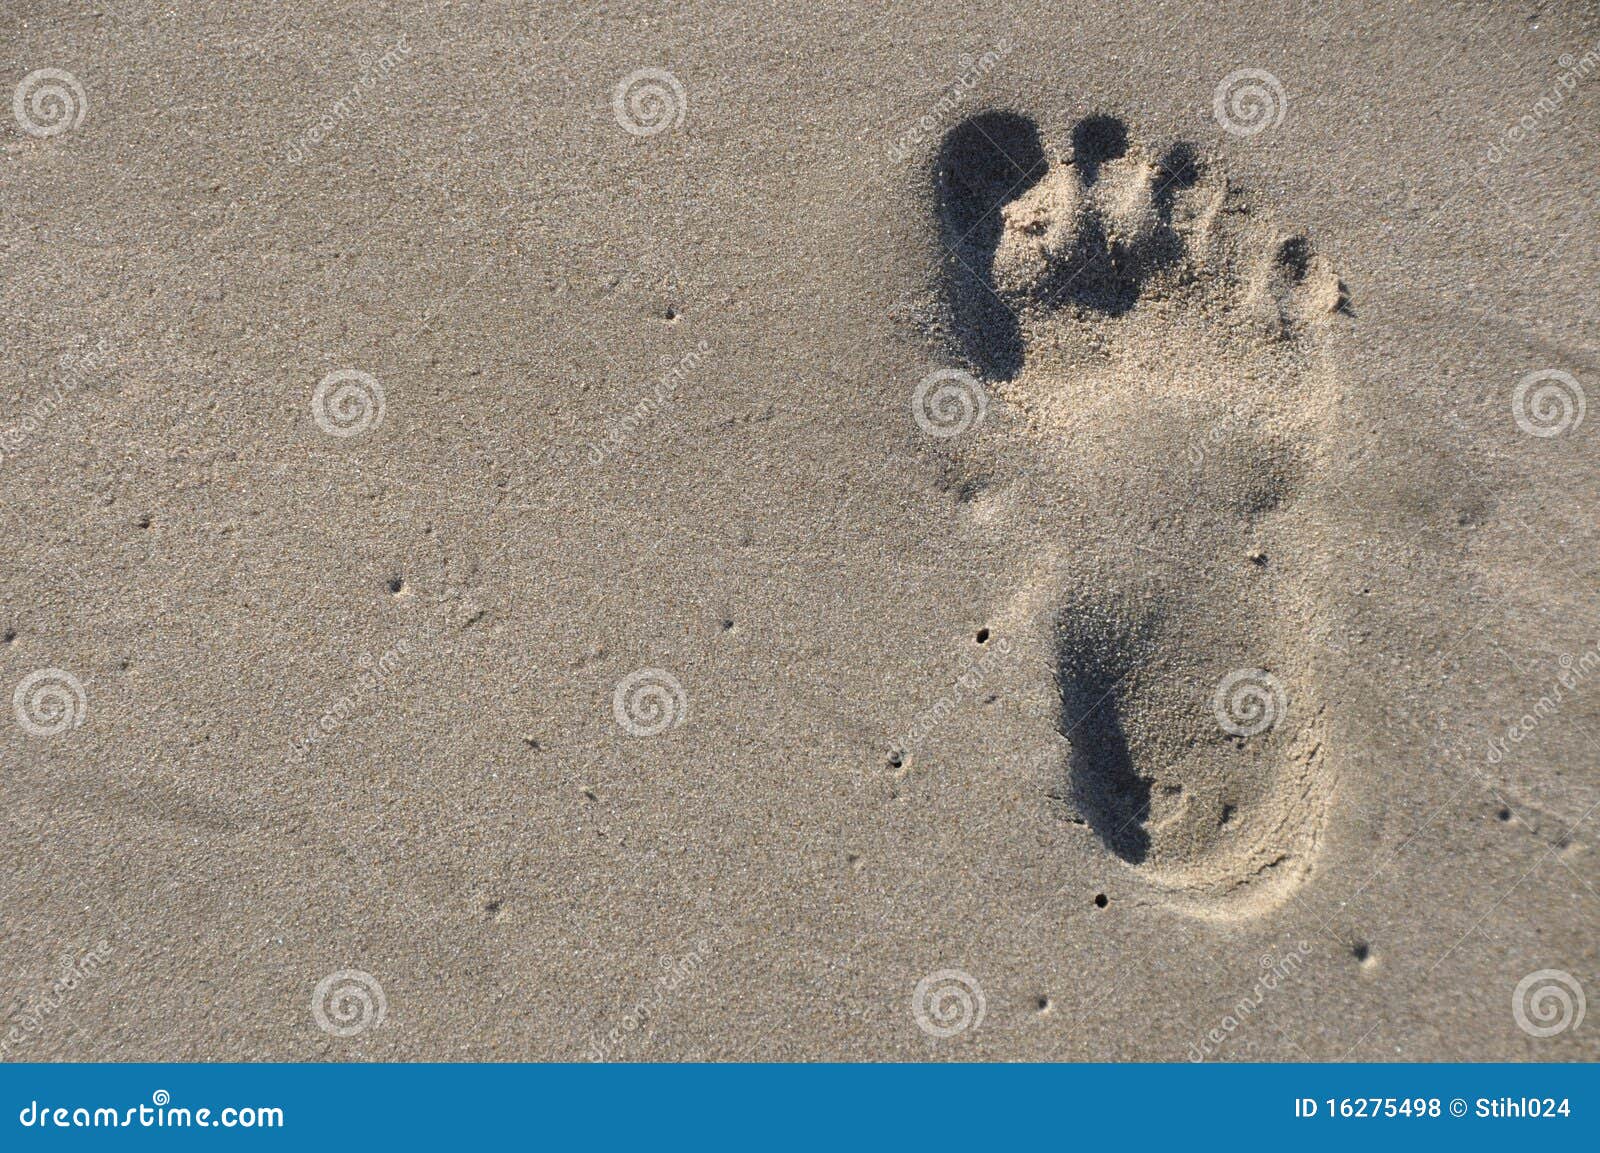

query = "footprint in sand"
[930,111,1350,916]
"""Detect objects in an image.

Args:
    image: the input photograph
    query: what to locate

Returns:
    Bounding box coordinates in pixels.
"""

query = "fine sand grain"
[2,1,1597,1060]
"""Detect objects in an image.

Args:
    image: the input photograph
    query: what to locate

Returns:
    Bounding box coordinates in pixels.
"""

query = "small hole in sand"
[134,514,152,529]
[887,750,904,769]
[1352,941,1372,964]
[386,576,405,595]
[664,306,678,322]
[975,627,990,644]
[1220,803,1236,826]
[1093,893,1108,909]
[1036,995,1051,1013]
[1,629,15,645]
[483,898,502,916]
[1496,807,1512,822]
[720,618,735,632]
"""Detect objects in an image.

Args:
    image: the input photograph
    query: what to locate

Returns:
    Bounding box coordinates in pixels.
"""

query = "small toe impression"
[1070,115,1129,180]
[1251,234,1348,333]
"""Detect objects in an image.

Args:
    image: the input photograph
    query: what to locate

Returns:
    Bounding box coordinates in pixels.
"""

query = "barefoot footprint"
[931,112,1349,916]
